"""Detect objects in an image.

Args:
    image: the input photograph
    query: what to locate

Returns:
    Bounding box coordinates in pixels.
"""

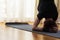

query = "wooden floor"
[0,22,60,40]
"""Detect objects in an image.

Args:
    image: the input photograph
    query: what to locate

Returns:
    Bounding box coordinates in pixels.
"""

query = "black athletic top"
[37,0,58,21]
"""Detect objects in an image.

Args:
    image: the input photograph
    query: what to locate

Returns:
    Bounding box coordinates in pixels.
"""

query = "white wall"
[0,0,36,22]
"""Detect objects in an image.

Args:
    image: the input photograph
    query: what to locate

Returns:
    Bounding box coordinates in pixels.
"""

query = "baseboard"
[5,22,28,25]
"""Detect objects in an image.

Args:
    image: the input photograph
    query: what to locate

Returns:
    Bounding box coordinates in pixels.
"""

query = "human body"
[33,0,58,32]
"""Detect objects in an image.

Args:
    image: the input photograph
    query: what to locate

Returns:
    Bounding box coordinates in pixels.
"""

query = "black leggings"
[37,13,58,21]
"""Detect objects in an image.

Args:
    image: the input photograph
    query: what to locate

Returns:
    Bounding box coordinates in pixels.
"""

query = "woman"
[32,0,58,32]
